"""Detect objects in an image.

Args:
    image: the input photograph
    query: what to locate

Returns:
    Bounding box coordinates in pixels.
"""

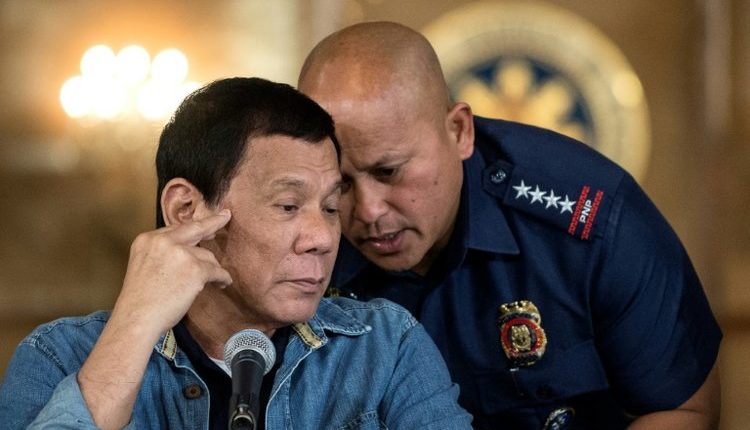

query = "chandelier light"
[60,44,200,122]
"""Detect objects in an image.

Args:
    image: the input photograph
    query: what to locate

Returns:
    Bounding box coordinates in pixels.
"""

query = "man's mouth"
[364,230,405,254]
[285,277,325,293]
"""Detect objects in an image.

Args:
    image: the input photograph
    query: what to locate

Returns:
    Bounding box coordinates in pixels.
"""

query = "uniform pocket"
[475,339,609,414]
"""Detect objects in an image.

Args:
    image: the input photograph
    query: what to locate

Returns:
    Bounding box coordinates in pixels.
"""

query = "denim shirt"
[0,297,472,429]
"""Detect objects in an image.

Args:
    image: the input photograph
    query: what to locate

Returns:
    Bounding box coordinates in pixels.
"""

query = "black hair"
[155,77,339,227]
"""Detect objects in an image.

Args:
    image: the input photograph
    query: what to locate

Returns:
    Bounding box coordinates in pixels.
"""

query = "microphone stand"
[229,404,255,430]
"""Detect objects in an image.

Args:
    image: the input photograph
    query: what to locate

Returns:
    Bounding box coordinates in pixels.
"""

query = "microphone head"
[223,329,277,375]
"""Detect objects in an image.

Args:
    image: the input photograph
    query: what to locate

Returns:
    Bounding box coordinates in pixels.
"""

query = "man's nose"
[296,210,337,255]
[352,181,389,224]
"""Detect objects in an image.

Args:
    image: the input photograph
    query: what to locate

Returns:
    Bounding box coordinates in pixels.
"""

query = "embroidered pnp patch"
[497,300,547,367]
[567,185,604,240]
[503,175,607,241]
[484,161,614,241]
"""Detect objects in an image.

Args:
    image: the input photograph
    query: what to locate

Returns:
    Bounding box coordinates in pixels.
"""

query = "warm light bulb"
[63,45,197,121]
[116,45,151,85]
[151,48,189,85]
[60,76,93,118]
[136,80,171,120]
[80,45,116,80]
[91,78,128,119]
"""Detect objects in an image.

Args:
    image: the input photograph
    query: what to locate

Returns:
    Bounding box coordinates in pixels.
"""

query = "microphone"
[223,329,276,430]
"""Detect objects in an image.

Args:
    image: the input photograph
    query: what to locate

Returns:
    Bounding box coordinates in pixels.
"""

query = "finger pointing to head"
[173,209,232,245]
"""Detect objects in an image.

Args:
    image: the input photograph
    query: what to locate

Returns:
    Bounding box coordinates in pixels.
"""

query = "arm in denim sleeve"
[379,318,474,429]
[0,337,93,429]
[27,373,111,430]
[0,334,137,430]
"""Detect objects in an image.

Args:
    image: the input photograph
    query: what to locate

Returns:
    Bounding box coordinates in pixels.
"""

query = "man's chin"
[367,252,420,273]
[282,305,321,325]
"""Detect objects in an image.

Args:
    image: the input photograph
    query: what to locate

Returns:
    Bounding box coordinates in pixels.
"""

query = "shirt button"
[183,383,203,399]
[490,168,507,184]
[543,407,575,430]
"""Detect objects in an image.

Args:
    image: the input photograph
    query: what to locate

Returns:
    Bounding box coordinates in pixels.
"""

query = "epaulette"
[482,159,615,241]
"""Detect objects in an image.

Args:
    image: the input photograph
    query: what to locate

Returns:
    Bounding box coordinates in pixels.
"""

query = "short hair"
[155,77,339,227]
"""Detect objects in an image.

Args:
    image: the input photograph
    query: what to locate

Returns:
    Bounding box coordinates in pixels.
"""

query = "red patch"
[568,186,590,235]
[581,190,604,240]
[568,186,604,240]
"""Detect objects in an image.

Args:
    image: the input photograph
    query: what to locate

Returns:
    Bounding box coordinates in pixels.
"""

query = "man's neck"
[184,289,277,359]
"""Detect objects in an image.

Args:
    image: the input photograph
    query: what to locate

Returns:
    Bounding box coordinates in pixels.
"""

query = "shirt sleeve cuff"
[28,372,138,429]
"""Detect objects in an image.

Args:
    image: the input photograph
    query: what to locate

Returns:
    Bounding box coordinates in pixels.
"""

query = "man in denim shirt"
[0,77,472,429]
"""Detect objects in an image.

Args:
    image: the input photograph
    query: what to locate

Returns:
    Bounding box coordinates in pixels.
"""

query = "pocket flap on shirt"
[475,339,610,414]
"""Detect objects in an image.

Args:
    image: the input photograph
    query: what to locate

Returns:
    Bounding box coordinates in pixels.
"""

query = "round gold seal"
[423,1,651,180]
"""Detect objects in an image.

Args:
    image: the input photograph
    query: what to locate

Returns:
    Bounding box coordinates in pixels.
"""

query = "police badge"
[497,300,547,367]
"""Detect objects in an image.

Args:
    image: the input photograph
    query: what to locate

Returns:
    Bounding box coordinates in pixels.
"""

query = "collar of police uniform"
[328,149,521,290]
[464,148,520,255]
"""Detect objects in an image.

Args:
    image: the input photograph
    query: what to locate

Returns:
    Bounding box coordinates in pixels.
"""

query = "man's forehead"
[342,145,406,170]
[245,134,335,158]
[235,135,338,175]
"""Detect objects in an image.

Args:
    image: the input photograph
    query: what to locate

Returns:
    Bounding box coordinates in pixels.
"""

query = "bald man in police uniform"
[298,22,721,429]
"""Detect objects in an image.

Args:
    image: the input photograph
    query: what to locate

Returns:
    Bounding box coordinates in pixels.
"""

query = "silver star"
[529,186,546,204]
[544,189,561,209]
[512,180,532,199]
[559,195,575,214]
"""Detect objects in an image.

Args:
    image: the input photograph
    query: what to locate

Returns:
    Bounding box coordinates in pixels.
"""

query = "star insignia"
[543,189,561,209]
[512,180,532,199]
[529,186,546,204]
[559,195,575,214]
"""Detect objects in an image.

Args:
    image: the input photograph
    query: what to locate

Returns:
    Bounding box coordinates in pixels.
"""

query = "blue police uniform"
[330,117,722,429]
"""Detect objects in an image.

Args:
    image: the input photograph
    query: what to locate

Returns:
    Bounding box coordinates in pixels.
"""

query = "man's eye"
[280,205,298,213]
[374,167,397,179]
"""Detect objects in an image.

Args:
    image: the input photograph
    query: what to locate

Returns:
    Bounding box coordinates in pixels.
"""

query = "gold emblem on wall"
[423,1,651,180]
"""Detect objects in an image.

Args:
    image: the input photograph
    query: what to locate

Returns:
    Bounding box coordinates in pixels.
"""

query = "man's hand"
[114,209,233,335]
[77,210,232,430]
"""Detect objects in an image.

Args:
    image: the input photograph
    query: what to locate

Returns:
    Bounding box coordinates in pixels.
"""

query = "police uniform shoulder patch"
[483,159,612,241]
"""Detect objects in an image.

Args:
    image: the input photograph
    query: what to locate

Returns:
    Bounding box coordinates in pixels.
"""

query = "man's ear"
[160,178,205,227]
[445,101,475,161]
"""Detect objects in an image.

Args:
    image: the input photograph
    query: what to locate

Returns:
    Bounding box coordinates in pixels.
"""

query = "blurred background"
[0,0,747,427]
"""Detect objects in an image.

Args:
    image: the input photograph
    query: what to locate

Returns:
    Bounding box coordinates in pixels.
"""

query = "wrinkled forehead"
[236,135,339,176]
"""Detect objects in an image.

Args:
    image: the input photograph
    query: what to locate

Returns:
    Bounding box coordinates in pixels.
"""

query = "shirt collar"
[157,328,178,361]
[463,146,520,255]
[330,237,371,290]
[154,298,369,361]
[293,298,371,349]
[330,147,520,288]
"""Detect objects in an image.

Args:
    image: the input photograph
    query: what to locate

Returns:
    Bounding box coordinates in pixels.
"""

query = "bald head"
[298,21,451,117]
[297,23,475,275]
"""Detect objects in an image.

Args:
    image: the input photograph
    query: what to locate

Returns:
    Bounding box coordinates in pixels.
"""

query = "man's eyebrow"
[268,177,306,190]
[361,155,404,171]
[266,177,344,195]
